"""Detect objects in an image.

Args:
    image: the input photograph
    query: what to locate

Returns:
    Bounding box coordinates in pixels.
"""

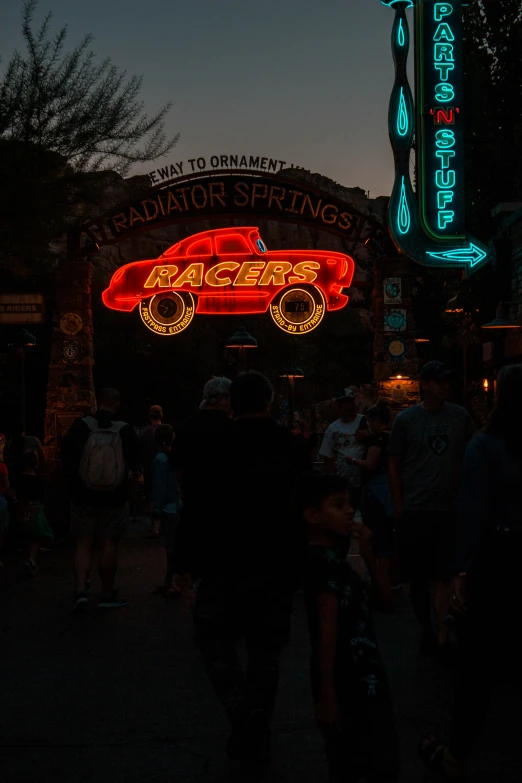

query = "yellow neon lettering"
[234,262,266,286]
[205,262,241,286]
[171,263,204,288]
[259,262,293,286]
[144,266,178,288]
[288,261,320,284]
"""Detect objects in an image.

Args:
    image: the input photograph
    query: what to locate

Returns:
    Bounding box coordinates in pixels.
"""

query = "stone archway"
[43,167,419,462]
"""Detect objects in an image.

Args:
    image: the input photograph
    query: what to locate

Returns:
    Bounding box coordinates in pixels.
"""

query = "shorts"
[70,502,129,540]
[397,510,455,583]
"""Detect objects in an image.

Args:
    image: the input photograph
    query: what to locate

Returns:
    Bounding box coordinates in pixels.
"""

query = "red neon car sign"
[102,227,355,335]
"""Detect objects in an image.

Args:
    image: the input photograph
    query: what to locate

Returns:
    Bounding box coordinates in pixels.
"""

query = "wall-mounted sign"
[60,341,83,364]
[384,309,407,332]
[82,172,380,249]
[383,277,402,304]
[104,175,363,241]
[60,312,83,336]
[386,337,407,361]
[148,154,299,186]
[383,0,489,274]
[0,294,44,324]
[102,226,355,336]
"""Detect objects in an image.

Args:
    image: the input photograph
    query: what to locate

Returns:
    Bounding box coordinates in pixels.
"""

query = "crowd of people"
[1,360,522,781]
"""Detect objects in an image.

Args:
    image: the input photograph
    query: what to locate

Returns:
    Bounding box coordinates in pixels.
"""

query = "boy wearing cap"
[388,361,475,658]
[319,389,368,508]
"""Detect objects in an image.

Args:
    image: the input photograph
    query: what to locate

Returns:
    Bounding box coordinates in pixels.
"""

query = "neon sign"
[383,0,489,273]
[102,227,354,336]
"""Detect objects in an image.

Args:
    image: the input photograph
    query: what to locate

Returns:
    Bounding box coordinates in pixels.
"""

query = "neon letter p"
[435,3,453,22]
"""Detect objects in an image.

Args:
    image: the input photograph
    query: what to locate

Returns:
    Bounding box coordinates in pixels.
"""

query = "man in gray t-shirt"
[388,361,475,657]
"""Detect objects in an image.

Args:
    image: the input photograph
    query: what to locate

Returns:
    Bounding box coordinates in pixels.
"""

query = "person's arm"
[0,463,9,494]
[61,419,87,477]
[353,523,393,612]
[455,438,490,576]
[451,437,491,614]
[355,416,370,443]
[151,457,167,518]
[323,457,336,474]
[319,427,336,473]
[126,427,141,473]
[388,456,403,519]
[34,439,47,471]
[315,591,342,729]
[465,412,477,443]
[387,415,407,518]
[350,445,381,472]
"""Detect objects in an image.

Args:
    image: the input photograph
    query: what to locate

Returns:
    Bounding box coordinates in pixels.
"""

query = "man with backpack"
[61,388,140,611]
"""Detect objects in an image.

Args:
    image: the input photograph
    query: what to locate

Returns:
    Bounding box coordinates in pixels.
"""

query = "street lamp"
[226,324,257,371]
[414,331,430,343]
[481,302,521,330]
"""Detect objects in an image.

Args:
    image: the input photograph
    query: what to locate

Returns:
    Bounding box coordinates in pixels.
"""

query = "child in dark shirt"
[15,451,53,577]
[299,471,399,783]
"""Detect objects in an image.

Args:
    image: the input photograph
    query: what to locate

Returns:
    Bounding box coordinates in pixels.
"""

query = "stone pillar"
[43,232,95,467]
[373,255,420,412]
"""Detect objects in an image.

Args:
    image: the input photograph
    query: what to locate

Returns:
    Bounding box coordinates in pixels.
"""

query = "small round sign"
[386,338,407,362]
[60,312,83,336]
[61,341,82,364]
[269,285,326,335]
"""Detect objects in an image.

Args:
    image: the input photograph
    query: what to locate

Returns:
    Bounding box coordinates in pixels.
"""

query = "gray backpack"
[79,416,127,492]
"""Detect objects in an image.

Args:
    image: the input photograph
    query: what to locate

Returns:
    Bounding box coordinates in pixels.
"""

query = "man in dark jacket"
[61,388,140,611]
[185,372,309,763]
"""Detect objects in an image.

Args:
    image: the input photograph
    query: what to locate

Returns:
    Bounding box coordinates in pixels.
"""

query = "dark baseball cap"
[335,388,357,402]
[420,361,455,382]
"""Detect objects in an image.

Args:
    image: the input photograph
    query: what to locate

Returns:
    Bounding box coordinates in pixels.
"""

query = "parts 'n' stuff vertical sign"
[418,0,465,238]
[384,0,489,273]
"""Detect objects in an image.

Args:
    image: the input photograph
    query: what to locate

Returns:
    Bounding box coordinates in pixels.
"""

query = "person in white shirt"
[319,389,368,507]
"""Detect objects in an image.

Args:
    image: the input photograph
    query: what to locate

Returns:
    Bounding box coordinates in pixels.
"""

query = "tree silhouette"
[463,0,522,238]
[0,0,179,274]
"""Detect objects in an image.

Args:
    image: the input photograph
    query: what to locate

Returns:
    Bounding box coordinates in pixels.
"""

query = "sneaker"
[71,591,89,612]
[98,593,128,609]
[23,559,38,578]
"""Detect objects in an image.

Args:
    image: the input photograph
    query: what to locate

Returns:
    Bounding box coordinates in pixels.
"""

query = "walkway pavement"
[1,522,520,782]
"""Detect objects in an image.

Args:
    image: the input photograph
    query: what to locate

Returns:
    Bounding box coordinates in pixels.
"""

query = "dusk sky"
[1,0,414,198]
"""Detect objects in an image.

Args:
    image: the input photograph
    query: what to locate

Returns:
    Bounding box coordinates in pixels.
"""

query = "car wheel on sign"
[139,292,196,336]
[269,284,326,335]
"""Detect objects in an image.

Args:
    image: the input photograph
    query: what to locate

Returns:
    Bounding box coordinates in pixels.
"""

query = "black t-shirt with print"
[305,545,391,704]
[364,431,390,480]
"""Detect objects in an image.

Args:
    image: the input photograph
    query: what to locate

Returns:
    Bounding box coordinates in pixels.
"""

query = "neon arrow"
[426,242,488,268]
